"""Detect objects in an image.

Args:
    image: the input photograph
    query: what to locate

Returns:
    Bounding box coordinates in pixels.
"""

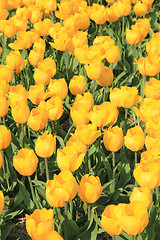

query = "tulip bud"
[124,126,145,152]
[0,152,3,169]
[78,174,103,203]
[13,148,39,176]
[0,125,11,150]
[129,187,152,209]
[103,126,123,152]
[46,170,78,208]
[0,190,4,214]
[35,131,56,158]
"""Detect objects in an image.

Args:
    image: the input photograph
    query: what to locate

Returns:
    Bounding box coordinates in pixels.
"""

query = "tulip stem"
[122,16,125,41]
[88,204,91,221]
[112,151,115,168]
[132,45,136,73]
[21,124,24,148]
[64,50,69,80]
[85,145,89,174]
[111,63,113,72]
[135,151,137,165]
[92,80,96,98]
[28,176,39,208]
[103,87,106,102]
[57,208,61,223]
[112,235,115,240]
[45,158,49,180]
[125,109,128,119]
[131,236,134,240]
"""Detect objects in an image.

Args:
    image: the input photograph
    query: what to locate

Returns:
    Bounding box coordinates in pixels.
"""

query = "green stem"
[85,145,89,174]
[132,45,136,73]
[64,50,69,80]
[28,176,39,208]
[135,152,137,166]
[112,151,115,168]
[92,80,96,98]
[45,158,49,180]
[122,16,125,41]
[21,124,24,148]
[64,202,68,240]
[103,87,106,102]
[88,204,91,221]
[131,236,134,240]
[112,236,115,240]
[125,109,128,119]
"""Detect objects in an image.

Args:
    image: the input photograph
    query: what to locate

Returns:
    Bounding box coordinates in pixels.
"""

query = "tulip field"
[0,0,160,239]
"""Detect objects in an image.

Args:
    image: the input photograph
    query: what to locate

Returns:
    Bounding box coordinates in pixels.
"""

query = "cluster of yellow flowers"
[0,0,160,239]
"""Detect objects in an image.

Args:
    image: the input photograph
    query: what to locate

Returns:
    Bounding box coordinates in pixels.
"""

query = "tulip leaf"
[1,222,16,240]
[75,220,98,240]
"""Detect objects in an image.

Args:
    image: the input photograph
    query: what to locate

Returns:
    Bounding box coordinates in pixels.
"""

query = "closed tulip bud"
[133,161,160,189]
[129,187,152,209]
[125,126,145,152]
[0,97,9,118]
[74,92,94,112]
[126,27,142,45]
[0,152,3,169]
[28,50,44,66]
[48,78,68,100]
[145,135,160,150]
[144,78,160,99]
[140,149,160,164]
[69,75,86,95]
[96,66,113,87]
[0,65,14,83]
[35,131,56,158]
[26,208,54,240]
[39,230,64,240]
[70,103,89,126]
[103,126,123,152]
[115,202,149,235]
[106,45,120,63]
[74,123,101,146]
[46,170,78,208]
[113,0,131,18]
[12,103,30,124]
[134,1,148,17]
[46,96,63,121]
[9,84,28,108]
[13,148,39,176]
[101,205,123,235]
[78,174,103,203]
[27,106,48,131]
[85,62,104,80]
[57,146,85,172]
[38,58,56,79]
[6,51,27,74]
[33,69,51,86]
[106,6,118,22]
[1,20,16,38]
[0,125,11,150]
[0,190,4,214]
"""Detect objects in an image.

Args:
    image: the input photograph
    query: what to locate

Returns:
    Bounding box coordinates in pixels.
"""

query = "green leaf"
[1,222,16,240]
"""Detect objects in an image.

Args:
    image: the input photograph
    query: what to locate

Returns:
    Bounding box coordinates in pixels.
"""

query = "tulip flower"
[13,148,39,176]
[87,4,107,25]
[69,75,86,95]
[144,78,160,99]
[28,85,50,105]
[112,0,131,18]
[124,126,145,152]
[66,135,86,156]
[12,103,30,124]
[0,152,3,169]
[48,78,68,100]
[34,18,54,37]
[6,50,27,74]
[103,126,123,152]
[35,131,56,158]
[134,98,160,123]
[129,187,152,209]
[57,145,85,172]
[0,64,14,83]
[9,84,28,108]
[115,202,149,235]
[134,1,148,17]
[0,190,4,214]
[0,97,9,118]
[68,31,88,55]
[78,174,103,203]
[110,86,142,109]
[0,125,11,150]
[26,208,54,240]
[27,106,48,131]
[134,160,160,189]
[74,123,101,146]
[46,170,78,208]
[70,103,89,126]
[46,96,63,121]
[101,204,123,236]
[49,27,71,51]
